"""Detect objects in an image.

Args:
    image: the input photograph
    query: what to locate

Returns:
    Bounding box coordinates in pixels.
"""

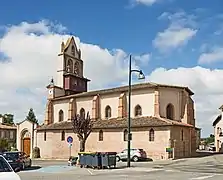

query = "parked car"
[3,151,32,170]
[0,155,21,180]
[208,146,216,151]
[116,148,147,162]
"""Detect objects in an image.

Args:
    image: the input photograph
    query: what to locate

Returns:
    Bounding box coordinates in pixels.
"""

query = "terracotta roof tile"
[52,82,194,101]
[36,116,194,131]
[0,123,17,129]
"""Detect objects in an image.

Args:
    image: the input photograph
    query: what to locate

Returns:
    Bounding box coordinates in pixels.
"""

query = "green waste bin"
[78,153,87,168]
[101,152,117,169]
[91,152,102,169]
[85,154,93,167]
[78,152,97,168]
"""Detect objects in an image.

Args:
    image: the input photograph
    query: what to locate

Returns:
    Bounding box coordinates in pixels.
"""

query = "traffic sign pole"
[67,136,73,158]
[69,144,72,158]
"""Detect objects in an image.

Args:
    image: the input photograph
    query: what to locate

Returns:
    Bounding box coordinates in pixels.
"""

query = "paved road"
[18,155,223,180]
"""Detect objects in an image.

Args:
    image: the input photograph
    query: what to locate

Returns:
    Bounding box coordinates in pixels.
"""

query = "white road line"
[87,169,93,175]
[165,169,180,172]
[190,174,217,180]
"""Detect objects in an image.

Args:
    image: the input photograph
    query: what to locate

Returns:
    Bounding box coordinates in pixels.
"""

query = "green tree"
[204,134,215,145]
[0,114,14,125]
[0,139,9,152]
[71,112,92,152]
[26,108,38,124]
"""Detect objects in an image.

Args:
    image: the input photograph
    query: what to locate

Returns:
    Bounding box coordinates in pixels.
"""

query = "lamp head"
[138,70,145,80]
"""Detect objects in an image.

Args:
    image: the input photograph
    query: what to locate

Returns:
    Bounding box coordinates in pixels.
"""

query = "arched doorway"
[21,129,31,155]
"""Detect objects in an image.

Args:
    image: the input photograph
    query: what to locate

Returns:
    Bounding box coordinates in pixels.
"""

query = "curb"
[33,158,67,161]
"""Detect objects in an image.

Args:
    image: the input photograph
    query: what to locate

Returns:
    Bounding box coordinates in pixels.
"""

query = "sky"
[0,0,223,137]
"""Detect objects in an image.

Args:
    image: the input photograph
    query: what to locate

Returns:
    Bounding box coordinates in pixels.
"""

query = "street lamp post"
[127,54,145,168]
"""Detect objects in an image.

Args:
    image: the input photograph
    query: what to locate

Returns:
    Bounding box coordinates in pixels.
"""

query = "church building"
[17,37,199,160]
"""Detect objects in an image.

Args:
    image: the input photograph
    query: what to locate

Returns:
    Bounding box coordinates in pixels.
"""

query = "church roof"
[62,36,79,52]
[52,82,194,101]
[16,119,38,126]
[0,123,17,130]
[213,114,221,127]
[36,116,194,131]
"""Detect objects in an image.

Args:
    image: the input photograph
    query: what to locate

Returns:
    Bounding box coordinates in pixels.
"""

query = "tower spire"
[50,77,54,85]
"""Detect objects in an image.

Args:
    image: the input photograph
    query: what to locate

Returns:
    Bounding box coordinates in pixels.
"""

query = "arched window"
[44,131,46,141]
[67,59,73,73]
[105,105,112,118]
[59,110,64,122]
[134,105,142,116]
[80,108,85,118]
[71,45,75,55]
[217,127,220,134]
[124,129,128,141]
[74,62,79,75]
[99,130,103,141]
[181,130,184,141]
[61,131,65,141]
[166,103,174,120]
[149,129,154,141]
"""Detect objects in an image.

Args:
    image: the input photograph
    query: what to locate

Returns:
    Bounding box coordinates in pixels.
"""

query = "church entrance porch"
[23,138,31,155]
[21,129,31,156]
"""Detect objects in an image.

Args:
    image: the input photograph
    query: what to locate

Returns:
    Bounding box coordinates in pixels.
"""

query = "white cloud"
[198,47,223,64]
[158,11,197,28]
[129,0,175,7]
[153,26,197,51]
[0,20,149,123]
[133,53,150,65]
[0,20,221,137]
[154,11,197,52]
[133,0,158,6]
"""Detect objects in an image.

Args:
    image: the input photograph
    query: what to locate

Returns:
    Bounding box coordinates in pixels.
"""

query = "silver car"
[0,155,21,180]
[116,148,147,162]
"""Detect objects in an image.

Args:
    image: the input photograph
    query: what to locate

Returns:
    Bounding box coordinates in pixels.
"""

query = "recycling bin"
[78,152,87,168]
[91,152,102,169]
[101,152,117,169]
[85,153,94,167]
[78,152,97,168]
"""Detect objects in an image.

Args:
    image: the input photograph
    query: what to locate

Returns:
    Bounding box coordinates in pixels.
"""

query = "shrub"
[33,147,40,158]
[0,139,9,152]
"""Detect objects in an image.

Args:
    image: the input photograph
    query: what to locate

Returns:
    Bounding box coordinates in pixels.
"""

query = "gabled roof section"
[16,119,38,126]
[213,114,222,127]
[63,36,78,52]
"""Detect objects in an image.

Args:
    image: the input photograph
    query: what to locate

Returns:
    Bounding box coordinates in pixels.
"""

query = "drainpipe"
[31,123,34,157]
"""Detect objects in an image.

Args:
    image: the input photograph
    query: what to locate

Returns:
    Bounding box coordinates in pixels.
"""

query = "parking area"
[18,155,223,180]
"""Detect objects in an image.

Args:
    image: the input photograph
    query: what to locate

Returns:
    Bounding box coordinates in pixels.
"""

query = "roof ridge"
[53,81,194,101]
[157,117,173,124]
[160,117,194,127]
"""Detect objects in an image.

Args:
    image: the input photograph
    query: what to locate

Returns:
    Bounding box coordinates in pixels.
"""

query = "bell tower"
[56,37,90,95]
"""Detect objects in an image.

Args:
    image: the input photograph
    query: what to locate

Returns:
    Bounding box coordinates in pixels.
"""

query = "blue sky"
[1,0,223,70]
[1,0,223,137]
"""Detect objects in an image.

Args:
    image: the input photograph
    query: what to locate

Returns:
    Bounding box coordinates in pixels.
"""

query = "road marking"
[28,165,75,173]
[165,169,180,172]
[190,175,217,180]
[87,169,93,175]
